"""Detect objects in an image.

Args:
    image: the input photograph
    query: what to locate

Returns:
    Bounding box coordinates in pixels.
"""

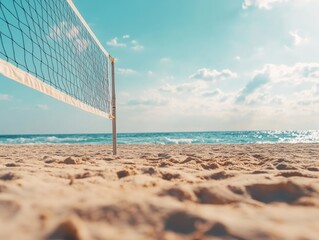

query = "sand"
[0,143,318,240]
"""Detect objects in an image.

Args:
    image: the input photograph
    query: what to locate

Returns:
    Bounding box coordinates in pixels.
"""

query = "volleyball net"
[0,0,115,119]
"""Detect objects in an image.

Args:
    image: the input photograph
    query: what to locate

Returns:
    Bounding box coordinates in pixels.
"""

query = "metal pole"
[111,56,117,155]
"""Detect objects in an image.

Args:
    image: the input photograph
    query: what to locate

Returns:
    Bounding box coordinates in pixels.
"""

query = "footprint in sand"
[245,181,316,204]
[63,157,78,165]
[161,172,181,181]
[5,163,19,167]
[158,153,172,159]
[204,222,244,239]
[0,184,8,193]
[228,185,245,195]
[274,158,298,170]
[251,170,269,174]
[47,216,86,240]
[74,172,105,180]
[201,162,219,170]
[276,171,317,178]
[74,172,92,179]
[75,205,122,222]
[307,167,319,172]
[0,199,20,219]
[44,159,56,164]
[0,172,20,181]
[204,171,235,180]
[158,161,173,168]
[74,204,150,226]
[205,222,229,237]
[180,156,200,164]
[194,187,239,205]
[158,186,196,202]
[116,169,137,179]
[276,163,298,170]
[142,167,157,175]
[164,211,207,234]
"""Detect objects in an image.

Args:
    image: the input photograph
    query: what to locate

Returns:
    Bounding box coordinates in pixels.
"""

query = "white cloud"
[75,39,90,52]
[131,40,144,51]
[107,37,126,47]
[66,25,80,38]
[160,57,171,63]
[242,0,314,9]
[159,81,208,95]
[190,68,237,82]
[236,62,319,103]
[127,98,168,107]
[107,36,144,50]
[242,0,288,9]
[234,56,241,61]
[49,22,66,39]
[0,94,11,101]
[132,45,144,51]
[122,63,319,131]
[262,63,319,83]
[295,87,319,106]
[201,89,223,97]
[158,84,176,93]
[240,91,285,106]
[37,104,49,110]
[255,47,265,56]
[117,68,137,75]
[127,91,169,107]
[236,71,271,103]
[49,22,90,52]
[121,63,319,131]
[289,30,310,47]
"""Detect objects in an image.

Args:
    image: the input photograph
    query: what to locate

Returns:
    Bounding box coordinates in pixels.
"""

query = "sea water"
[0,130,318,145]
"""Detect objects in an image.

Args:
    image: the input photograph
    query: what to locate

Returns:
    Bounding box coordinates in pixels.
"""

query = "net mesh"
[0,0,112,117]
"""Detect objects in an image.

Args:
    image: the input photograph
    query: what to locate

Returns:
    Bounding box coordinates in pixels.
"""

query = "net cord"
[66,0,110,59]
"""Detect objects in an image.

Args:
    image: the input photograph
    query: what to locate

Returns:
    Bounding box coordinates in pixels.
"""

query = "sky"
[0,0,319,134]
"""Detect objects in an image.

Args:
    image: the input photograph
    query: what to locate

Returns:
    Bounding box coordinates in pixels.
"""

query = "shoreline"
[1,130,318,145]
[1,144,319,239]
[1,142,319,146]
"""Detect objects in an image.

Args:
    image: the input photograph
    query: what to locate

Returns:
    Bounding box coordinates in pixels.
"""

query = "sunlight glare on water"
[0,130,318,145]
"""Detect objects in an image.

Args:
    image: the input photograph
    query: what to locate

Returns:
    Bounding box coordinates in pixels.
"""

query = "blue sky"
[0,0,319,134]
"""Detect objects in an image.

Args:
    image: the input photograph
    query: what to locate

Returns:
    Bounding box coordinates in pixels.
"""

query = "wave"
[0,136,89,144]
[0,130,318,145]
[164,137,194,144]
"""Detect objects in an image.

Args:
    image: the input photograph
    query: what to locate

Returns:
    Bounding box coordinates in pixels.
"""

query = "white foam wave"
[45,136,86,142]
[0,136,88,144]
[164,137,193,144]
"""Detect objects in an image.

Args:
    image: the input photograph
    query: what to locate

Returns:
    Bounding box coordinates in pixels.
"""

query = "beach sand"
[0,144,318,240]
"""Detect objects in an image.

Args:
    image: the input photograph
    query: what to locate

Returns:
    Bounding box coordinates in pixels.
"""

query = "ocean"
[0,130,318,145]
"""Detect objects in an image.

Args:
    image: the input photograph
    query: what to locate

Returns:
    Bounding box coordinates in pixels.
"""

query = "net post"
[110,56,117,155]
